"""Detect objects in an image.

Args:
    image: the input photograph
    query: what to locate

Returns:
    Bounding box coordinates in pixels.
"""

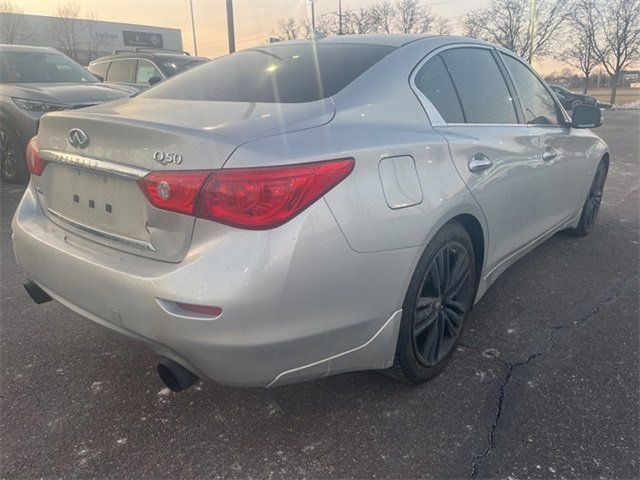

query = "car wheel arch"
[451,213,485,292]
[601,152,610,172]
[399,207,488,310]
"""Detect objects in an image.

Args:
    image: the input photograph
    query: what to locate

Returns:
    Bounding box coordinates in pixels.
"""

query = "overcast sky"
[19,0,560,72]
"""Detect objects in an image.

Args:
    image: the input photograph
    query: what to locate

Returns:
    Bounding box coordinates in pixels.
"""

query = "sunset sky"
[18,0,560,73]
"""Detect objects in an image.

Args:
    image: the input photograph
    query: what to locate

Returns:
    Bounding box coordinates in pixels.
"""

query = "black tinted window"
[106,59,135,83]
[440,48,517,124]
[501,54,560,125]
[88,61,109,79]
[141,43,396,103]
[415,55,464,123]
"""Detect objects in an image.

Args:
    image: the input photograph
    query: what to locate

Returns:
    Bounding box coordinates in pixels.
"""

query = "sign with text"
[122,30,163,48]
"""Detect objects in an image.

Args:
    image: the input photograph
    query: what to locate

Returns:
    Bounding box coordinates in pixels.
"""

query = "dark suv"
[88,48,208,90]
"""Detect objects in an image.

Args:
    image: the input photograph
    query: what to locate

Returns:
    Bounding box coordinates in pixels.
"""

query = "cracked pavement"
[1,111,638,479]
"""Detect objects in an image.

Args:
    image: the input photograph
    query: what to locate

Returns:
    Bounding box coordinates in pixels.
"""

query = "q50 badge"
[154,151,183,165]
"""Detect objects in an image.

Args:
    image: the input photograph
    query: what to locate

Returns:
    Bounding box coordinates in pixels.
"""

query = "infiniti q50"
[12,35,608,390]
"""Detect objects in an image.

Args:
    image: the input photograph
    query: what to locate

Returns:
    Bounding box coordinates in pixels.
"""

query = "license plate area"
[42,164,149,241]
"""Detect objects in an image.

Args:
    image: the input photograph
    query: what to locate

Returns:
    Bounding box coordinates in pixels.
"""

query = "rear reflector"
[138,171,210,215]
[26,137,46,176]
[197,159,354,229]
[137,158,354,229]
[176,303,223,317]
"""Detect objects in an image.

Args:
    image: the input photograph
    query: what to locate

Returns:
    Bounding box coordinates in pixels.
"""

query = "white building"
[0,12,183,65]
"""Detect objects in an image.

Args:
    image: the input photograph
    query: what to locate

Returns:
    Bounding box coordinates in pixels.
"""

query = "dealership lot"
[1,111,638,479]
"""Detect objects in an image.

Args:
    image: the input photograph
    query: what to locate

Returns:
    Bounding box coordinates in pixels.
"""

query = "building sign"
[122,30,163,48]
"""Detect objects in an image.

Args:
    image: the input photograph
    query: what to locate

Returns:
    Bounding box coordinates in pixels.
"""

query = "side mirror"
[571,104,601,129]
[148,75,162,86]
[93,73,104,82]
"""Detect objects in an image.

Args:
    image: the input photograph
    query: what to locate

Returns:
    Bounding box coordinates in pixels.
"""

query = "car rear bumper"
[12,184,417,387]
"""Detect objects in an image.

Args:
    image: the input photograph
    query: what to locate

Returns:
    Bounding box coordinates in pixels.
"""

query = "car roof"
[261,34,489,49]
[90,51,208,64]
[0,44,61,54]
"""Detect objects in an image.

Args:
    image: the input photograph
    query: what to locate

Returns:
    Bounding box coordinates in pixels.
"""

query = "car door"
[412,45,545,274]
[499,52,588,229]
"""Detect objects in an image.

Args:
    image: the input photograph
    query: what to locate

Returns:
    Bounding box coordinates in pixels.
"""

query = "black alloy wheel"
[0,130,17,181]
[570,160,608,236]
[389,222,476,383]
[583,162,606,228]
[412,242,473,366]
[0,130,27,183]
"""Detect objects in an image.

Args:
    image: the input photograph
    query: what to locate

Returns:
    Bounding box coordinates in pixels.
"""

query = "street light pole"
[338,0,343,35]
[226,0,235,53]
[310,0,316,31]
[189,0,198,55]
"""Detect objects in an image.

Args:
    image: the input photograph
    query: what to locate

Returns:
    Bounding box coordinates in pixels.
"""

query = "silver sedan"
[12,35,608,390]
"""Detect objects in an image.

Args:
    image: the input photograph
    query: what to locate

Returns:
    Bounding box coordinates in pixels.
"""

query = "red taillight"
[26,137,46,176]
[137,158,354,229]
[137,170,210,215]
[197,158,354,229]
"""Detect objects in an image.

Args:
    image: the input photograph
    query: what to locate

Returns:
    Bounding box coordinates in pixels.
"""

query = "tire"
[0,128,28,184]
[568,159,608,237]
[388,221,476,384]
[570,98,583,111]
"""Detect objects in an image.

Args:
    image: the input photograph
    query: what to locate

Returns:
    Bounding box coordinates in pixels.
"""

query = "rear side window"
[88,61,109,79]
[440,48,518,124]
[136,60,162,85]
[141,43,396,103]
[106,59,135,83]
[414,55,464,123]
[501,54,561,125]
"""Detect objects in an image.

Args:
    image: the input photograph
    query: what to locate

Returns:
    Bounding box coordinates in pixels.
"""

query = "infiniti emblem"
[68,128,89,149]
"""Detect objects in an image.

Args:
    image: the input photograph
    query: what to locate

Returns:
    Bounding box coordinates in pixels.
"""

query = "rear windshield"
[141,43,396,103]
[0,51,98,83]
[156,55,208,77]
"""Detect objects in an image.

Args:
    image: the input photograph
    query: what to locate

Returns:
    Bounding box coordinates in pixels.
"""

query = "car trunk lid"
[33,98,334,262]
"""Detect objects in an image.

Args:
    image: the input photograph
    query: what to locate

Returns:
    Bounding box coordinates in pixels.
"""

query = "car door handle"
[542,148,558,162]
[468,154,493,173]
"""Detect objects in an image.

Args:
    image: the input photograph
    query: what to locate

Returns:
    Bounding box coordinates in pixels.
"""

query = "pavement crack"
[468,273,638,478]
[469,352,541,479]
[550,274,638,333]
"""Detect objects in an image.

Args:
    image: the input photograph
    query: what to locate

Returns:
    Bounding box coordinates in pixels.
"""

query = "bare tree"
[394,0,423,33]
[84,12,104,62]
[342,7,374,34]
[370,1,395,33]
[585,0,640,104]
[273,17,307,40]
[273,0,452,41]
[463,0,572,62]
[0,1,33,44]
[557,4,599,93]
[50,2,84,61]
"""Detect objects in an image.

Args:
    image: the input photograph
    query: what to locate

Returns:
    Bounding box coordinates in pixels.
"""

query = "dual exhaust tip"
[23,280,199,393]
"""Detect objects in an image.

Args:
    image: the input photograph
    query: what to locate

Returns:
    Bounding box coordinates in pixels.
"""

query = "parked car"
[87,49,209,90]
[0,45,136,183]
[13,35,608,391]
[550,85,598,110]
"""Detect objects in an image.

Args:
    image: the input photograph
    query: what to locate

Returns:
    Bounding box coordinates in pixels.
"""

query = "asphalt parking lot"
[1,110,638,479]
